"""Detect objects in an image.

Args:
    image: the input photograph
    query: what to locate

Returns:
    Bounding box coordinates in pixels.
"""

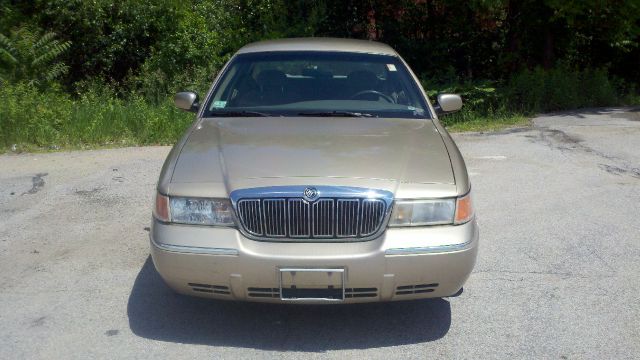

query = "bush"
[506,66,619,113]
[422,66,633,127]
[0,81,72,146]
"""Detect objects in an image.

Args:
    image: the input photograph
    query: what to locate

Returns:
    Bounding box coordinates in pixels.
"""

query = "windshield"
[204,51,430,119]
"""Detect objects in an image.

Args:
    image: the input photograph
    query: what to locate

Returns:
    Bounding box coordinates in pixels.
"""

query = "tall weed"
[0,81,193,150]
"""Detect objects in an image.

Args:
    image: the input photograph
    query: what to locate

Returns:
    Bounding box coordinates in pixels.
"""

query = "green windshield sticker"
[213,101,227,108]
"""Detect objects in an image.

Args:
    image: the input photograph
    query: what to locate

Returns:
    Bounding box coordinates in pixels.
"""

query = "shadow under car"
[127,257,452,351]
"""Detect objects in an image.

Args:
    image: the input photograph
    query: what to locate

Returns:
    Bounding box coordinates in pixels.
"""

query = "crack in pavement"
[532,126,639,180]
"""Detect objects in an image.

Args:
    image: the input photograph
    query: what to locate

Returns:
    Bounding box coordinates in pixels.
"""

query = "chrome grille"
[312,199,334,237]
[336,199,359,237]
[263,199,286,237]
[360,199,386,236]
[237,199,262,235]
[235,196,388,241]
[288,199,310,237]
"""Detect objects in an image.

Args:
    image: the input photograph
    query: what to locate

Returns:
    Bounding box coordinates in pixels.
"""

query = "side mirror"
[174,91,199,112]
[434,94,463,114]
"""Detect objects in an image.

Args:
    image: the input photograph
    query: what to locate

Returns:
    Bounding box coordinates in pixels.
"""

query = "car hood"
[170,116,454,193]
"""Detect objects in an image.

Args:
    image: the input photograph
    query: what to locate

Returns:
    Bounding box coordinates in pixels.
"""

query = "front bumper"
[150,218,479,303]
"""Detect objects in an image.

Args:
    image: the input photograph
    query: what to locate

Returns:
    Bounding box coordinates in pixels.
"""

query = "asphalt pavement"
[0,108,638,359]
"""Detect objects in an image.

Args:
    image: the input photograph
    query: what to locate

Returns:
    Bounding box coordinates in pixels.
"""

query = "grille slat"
[238,200,263,235]
[288,199,310,237]
[336,199,359,237]
[313,199,334,238]
[263,199,286,237]
[360,199,385,236]
[237,196,387,241]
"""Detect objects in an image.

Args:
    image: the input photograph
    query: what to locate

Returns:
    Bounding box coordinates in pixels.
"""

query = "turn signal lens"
[454,192,474,224]
[154,192,170,222]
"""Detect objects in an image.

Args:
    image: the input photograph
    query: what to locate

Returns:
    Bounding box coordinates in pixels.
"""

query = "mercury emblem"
[303,187,318,201]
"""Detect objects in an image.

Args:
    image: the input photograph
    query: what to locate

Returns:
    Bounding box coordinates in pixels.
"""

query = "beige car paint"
[170,117,454,187]
[150,38,478,303]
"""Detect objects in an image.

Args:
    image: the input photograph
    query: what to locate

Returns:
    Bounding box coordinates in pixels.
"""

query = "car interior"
[225,69,412,107]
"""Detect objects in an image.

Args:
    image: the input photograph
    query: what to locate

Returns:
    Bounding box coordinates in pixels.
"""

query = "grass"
[443,114,530,133]
[0,82,194,153]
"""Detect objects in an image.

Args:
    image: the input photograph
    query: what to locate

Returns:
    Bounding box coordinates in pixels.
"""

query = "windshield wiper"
[209,110,272,117]
[297,111,375,118]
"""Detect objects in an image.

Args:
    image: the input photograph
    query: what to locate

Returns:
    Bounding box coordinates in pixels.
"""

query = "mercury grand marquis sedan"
[150,38,478,303]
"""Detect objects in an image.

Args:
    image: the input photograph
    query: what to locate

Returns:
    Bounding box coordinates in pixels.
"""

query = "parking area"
[1,108,639,359]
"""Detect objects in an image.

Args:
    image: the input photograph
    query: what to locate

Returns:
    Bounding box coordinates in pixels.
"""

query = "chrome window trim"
[229,186,394,242]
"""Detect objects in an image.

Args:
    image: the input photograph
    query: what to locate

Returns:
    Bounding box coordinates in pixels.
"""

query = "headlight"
[389,199,455,226]
[389,191,474,227]
[170,197,235,226]
[153,192,235,226]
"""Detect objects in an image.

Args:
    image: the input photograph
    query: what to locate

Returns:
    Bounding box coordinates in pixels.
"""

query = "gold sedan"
[150,38,477,303]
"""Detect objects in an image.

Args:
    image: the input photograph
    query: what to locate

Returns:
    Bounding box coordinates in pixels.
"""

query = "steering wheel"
[350,90,395,103]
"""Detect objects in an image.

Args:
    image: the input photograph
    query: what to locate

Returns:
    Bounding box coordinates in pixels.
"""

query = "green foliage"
[0,81,193,149]
[33,0,183,86]
[0,0,639,150]
[0,3,22,33]
[131,0,328,104]
[239,0,327,39]
[424,66,632,130]
[129,0,238,104]
[4,0,640,88]
[0,81,71,146]
[0,25,70,87]
[507,67,619,113]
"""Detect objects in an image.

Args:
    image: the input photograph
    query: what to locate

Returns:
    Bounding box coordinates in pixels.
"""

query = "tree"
[0,25,71,87]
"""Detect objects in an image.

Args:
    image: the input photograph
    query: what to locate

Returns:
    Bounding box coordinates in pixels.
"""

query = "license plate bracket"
[278,268,345,301]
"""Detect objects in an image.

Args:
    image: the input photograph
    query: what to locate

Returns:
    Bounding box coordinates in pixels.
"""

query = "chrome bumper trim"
[151,238,239,256]
[385,241,473,255]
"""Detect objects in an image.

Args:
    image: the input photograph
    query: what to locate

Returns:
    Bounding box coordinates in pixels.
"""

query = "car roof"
[236,37,399,56]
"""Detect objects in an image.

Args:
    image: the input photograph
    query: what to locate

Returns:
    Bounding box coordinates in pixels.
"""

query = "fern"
[0,26,71,88]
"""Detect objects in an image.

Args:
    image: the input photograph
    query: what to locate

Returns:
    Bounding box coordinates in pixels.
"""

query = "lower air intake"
[395,283,439,295]
[188,283,231,295]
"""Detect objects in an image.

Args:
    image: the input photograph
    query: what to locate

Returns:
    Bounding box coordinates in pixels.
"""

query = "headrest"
[347,70,378,86]
[256,70,286,87]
